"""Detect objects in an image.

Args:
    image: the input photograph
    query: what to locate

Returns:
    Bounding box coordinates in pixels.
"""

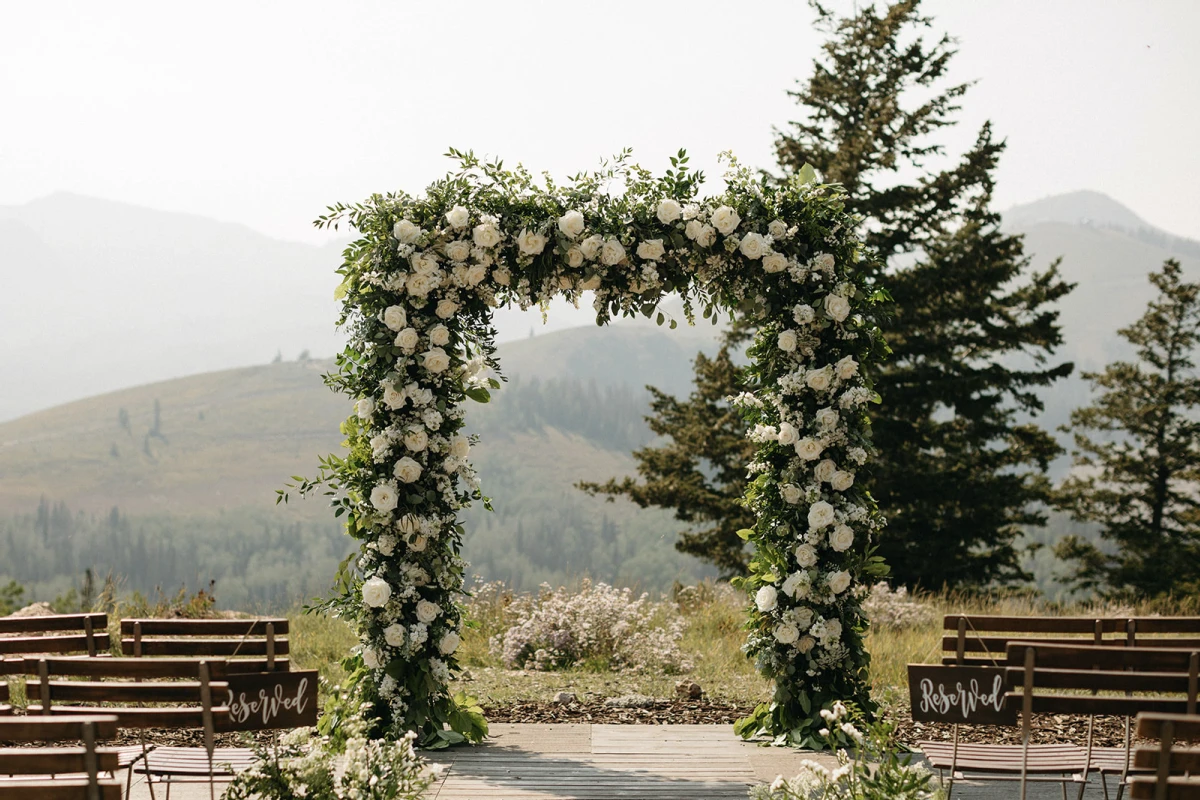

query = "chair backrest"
[0,614,109,674]
[1130,713,1200,800]
[120,618,289,672]
[1003,643,1200,718]
[21,657,230,759]
[0,715,121,800]
[942,614,1200,666]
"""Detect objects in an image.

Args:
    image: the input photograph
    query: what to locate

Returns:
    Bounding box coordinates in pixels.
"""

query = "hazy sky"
[2,0,1198,246]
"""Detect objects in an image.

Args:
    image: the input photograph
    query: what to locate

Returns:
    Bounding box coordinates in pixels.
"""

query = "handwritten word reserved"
[228,677,311,726]
[918,674,1005,720]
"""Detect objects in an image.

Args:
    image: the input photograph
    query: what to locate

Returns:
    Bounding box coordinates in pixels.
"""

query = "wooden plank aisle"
[427,724,770,799]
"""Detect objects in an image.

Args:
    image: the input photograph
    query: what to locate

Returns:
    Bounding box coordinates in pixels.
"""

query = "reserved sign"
[219,670,318,732]
[907,664,1015,725]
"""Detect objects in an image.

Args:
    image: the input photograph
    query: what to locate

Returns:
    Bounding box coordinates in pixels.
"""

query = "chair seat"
[920,740,1089,774]
[0,779,122,800]
[1089,746,1145,773]
[133,746,258,776]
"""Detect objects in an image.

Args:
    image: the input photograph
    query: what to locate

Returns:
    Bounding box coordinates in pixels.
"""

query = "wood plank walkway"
[425,724,838,799]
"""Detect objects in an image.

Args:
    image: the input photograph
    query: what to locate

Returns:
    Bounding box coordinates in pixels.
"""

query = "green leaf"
[736,528,754,541]
[464,386,491,403]
[798,163,818,185]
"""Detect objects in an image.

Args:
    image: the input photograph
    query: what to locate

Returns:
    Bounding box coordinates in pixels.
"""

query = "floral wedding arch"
[297,149,888,748]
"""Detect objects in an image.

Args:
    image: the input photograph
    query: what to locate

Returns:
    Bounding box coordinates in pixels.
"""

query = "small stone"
[552,691,577,705]
[675,680,703,700]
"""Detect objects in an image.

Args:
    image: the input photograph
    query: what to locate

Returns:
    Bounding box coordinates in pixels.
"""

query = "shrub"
[490,580,690,673]
[861,583,936,630]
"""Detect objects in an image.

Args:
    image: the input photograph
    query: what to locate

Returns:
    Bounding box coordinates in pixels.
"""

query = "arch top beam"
[301,149,887,747]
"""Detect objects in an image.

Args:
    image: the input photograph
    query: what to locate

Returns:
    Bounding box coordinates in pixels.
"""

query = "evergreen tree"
[578,327,757,576]
[1055,261,1200,596]
[769,0,1073,587]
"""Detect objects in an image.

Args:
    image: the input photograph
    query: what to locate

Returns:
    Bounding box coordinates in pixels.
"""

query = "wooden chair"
[121,618,289,673]
[0,715,122,800]
[1130,713,1200,799]
[22,656,233,800]
[0,614,109,675]
[1004,642,1200,800]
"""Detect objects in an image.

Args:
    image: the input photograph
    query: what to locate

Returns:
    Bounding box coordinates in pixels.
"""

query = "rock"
[604,693,655,709]
[675,680,703,700]
[8,602,55,618]
[552,691,577,705]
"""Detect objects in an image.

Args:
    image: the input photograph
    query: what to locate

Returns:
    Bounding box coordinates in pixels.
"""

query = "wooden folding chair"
[1130,713,1200,799]
[121,618,289,673]
[0,614,109,675]
[22,656,232,800]
[0,715,122,800]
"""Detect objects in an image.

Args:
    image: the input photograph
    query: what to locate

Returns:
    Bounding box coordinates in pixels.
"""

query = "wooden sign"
[907,664,1016,725]
[219,670,318,732]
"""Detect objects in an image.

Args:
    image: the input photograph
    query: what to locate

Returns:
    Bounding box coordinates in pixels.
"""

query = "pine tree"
[772,0,1074,587]
[577,327,757,576]
[1055,261,1200,596]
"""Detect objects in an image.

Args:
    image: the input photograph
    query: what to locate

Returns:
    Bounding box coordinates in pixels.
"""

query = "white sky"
[1,0,1198,245]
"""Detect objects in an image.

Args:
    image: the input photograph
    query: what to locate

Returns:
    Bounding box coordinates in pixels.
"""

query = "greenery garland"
[292,149,889,747]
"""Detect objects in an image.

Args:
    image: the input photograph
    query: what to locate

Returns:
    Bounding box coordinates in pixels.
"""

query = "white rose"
[774,622,800,645]
[394,327,419,350]
[778,330,798,353]
[814,459,838,483]
[806,368,832,392]
[777,421,799,446]
[355,398,376,420]
[815,407,840,431]
[710,205,741,235]
[383,384,406,410]
[438,631,461,655]
[393,219,422,244]
[580,274,601,291]
[814,252,836,272]
[695,224,716,247]
[836,355,859,380]
[465,263,488,286]
[435,299,459,319]
[808,500,836,530]
[579,234,603,260]
[445,205,470,229]
[636,239,665,261]
[566,247,584,268]
[763,253,788,274]
[600,238,626,266]
[830,470,855,492]
[362,576,392,608]
[472,221,502,249]
[780,483,802,504]
[828,570,851,595]
[755,585,778,613]
[403,428,428,453]
[428,324,450,347]
[394,456,423,483]
[825,294,851,322]
[739,232,768,260]
[408,534,427,552]
[558,210,585,239]
[361,646,381,669]
[768,219,787,238]
[410,251,439,276]
[382,306,408,331]
[681,203,700,220]
[384,623,406,647]
[445,240,472,262]
[795,438,824,461]
[416,600,441,624]
[516,228,548,256]
[450,435,470,459]
[798,636,816,654]
[795,543,818,568]
[370,435,389,461]
[793,304,815,325]
[830,524,854,552]
[421,347,451,373]
[405,272,437,297]
[369,483,398,514]
[684,219,704,241]
[656,198,682,224]
[397,515,419,534]
[493,268,511,286]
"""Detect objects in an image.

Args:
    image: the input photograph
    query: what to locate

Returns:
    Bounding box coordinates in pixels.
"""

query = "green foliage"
[1055,260,1200,596]
[775,0,1073,588]
[0,580,24,615]
[578,333,758,575]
